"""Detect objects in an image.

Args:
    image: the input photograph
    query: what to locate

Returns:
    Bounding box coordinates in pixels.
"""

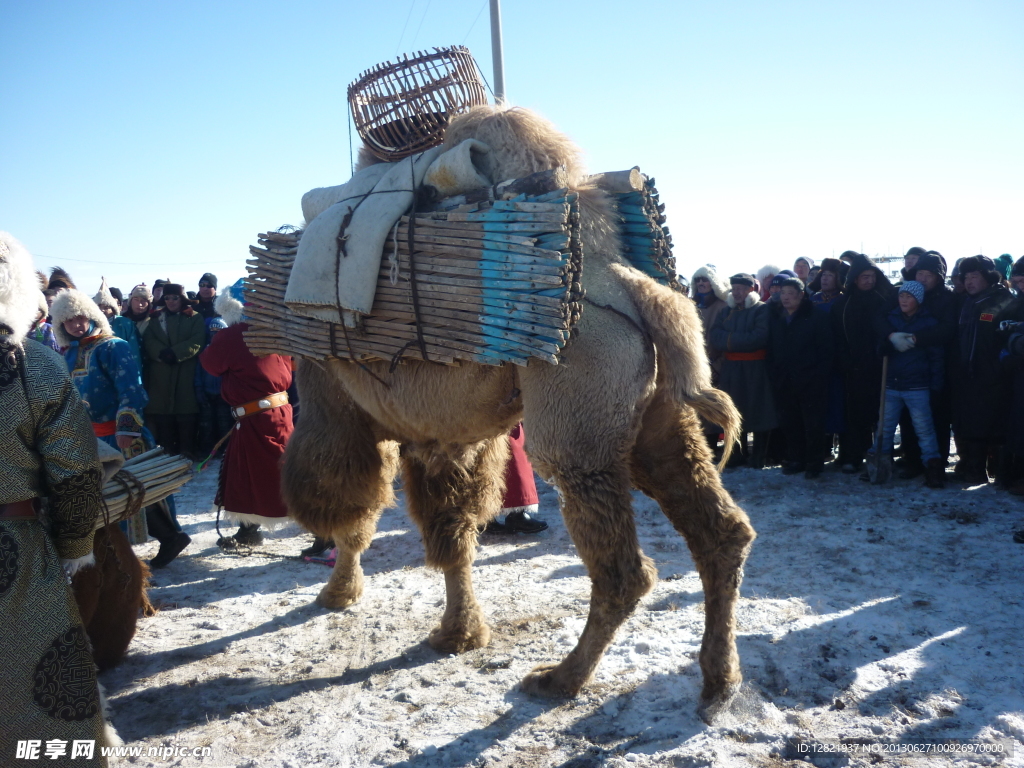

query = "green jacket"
[143,307,206,414]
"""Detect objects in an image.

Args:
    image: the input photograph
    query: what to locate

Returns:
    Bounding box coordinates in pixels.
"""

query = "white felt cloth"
[286,140,494,326]
[285,146,444,325]
[96,438,125,485]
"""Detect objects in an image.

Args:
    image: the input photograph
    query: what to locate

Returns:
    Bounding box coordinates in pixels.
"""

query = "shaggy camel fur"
[73,523,154,670]
[282,105,755,717]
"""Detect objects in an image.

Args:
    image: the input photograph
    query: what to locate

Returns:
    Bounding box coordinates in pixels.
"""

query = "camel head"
[443,105,589,190]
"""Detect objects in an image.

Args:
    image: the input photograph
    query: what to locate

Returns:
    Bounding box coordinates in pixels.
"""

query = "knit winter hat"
[93,277,119,314]
[899,280,925,305]
[769,274,790,288]
[199,272,218,289]
[794,256,814,270]
[913,251,947,282]
[129,283,153,301]
[778,277,805,293]
[729,273,756,287]
[958,255,1000,286]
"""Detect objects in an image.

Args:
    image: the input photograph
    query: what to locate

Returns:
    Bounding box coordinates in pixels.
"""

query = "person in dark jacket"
[196,272,220,319]
[808,258,848,465]
[870,281,946,488]
[143,283,207,459]
[891,251,958,476]
[952,255,1017,484]
[830,253,895,472]
[996,256,1024,494]
[709,273,778,467]
[898,246,929,285]
[768,278,833,478]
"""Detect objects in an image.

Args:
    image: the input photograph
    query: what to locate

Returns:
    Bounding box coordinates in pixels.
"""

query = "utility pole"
[489,0,506,103]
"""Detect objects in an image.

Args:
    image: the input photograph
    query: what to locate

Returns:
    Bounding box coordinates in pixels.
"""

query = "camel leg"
[629,389,756,718]
[401,436,508,653]
[516,301,659,697]
[282,360,399,609]
[520,461,658,697]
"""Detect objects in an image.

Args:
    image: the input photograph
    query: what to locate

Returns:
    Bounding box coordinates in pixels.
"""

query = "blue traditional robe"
[62,333,147,438]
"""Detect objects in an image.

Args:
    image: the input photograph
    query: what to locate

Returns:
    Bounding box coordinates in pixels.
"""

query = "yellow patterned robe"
[0,334,109,767]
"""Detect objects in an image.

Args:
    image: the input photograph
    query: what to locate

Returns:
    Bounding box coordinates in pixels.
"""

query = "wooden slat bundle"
[611,175,681,290]
[244,187,584,367]
[96,448,194,532]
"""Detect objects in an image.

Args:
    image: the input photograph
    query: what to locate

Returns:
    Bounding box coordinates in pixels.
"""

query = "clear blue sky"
[3,0,1021,298]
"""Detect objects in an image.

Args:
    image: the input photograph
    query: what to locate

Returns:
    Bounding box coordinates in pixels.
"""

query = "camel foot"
[314,573,364,610]
[427,621,491,654]
[519,662,585,699]
[697,679,742,724]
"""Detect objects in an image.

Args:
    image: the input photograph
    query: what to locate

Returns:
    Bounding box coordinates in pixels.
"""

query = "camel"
[281,105,756,717]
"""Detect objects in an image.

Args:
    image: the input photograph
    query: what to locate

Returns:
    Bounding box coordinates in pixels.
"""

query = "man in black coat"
[952,255,1016,484]
[830,253,895,472]
[768,278,833,478]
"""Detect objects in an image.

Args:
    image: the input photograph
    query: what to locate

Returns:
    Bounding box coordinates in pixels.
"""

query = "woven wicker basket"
[348,46,489,161]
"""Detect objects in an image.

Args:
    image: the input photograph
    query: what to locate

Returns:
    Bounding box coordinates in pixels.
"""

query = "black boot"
[748,432,769,469]
[924,458,946,489]
[146,502,191,569]
[234,522,263,546]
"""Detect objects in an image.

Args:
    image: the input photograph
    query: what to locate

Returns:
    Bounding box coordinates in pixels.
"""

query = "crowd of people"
[684,249,1024,518]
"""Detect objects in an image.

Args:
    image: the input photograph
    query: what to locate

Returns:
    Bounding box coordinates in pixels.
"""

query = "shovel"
[866,356,892,484]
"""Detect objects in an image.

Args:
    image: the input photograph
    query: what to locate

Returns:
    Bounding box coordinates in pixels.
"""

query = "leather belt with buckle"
[232,391,289,422]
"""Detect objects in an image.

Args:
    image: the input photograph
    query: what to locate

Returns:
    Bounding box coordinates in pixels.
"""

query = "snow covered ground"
[103,459,1024,767]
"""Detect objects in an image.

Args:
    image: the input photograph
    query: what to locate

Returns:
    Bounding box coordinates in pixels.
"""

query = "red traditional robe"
[199,323,293,525]
[503,423,539,511]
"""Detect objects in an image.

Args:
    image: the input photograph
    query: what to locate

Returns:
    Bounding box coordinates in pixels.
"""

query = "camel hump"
[607,263,741,470]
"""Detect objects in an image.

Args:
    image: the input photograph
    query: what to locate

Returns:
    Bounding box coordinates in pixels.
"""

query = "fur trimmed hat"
[807,257,848,293]
[93,277,119,315]
[756,264,782,285]
[129,283,153,302]
[50,289,112,348]
[729,273,756,287]
[912,251,947,282]
[691,264,729,302]
[155,283,197,307]
[958,255,1001,286]
[0,232,45,344]
[214,279,246,327]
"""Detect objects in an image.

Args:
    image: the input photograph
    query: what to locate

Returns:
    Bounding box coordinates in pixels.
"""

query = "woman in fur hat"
[142,283,206,460]
[50,289,191,567]
[756,264,782,302]
[0,232,119,764]
[691,265,730,450]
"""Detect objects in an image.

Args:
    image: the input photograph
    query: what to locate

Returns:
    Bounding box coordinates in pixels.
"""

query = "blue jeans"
[880,388,940,463]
